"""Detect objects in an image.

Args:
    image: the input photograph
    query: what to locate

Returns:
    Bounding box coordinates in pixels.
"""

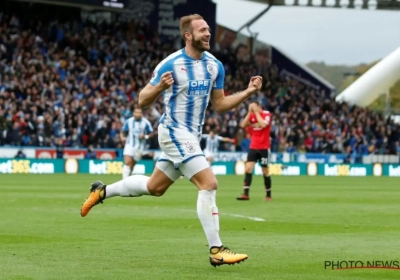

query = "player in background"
[237,101,272,201]
[120,107,154,179]
[202,130,235,165]
[80,14,262,267]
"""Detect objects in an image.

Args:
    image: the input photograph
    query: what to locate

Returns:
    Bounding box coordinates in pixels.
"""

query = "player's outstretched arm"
[139,72,174,109]
[221,137,235,143]
[210,76,262,114]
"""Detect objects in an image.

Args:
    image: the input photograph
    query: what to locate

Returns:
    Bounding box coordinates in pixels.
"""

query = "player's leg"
[131,150,144,175]
[122,145,137,179]
[80,159,181,217]
[204,151,213,166]
[206,155,213,167]
[261,149,272,201]
[236,150,257,200]
[180,156,248,266]
[122,155,135,179]
[107,162,180,197]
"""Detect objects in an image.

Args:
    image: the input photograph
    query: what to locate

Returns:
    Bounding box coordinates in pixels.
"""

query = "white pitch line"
[179,209,265,222]
[225,214,265,222]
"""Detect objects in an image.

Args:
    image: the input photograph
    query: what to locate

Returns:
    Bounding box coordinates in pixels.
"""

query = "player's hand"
[253,104,262,114]
[247,76,263,95]
[139,133,144,139]
[248,103,254,112]
[157,71,174,90]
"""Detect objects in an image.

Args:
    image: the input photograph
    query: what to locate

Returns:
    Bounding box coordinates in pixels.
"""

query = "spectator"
[0,13,398,160]
[85,145,96,159]
[14,149,26,158]
[240,132,251,152]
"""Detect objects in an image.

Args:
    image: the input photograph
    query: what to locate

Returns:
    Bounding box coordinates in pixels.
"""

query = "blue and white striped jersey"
[122,117,153,150]
[202,134,223,154]
[149,48,225,136]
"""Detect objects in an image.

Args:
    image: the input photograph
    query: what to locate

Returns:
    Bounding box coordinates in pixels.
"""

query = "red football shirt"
[248,111,271,149]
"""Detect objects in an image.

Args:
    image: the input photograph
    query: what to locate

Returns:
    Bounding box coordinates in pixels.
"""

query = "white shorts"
[123,145,143,161]
[156,124,208,180]
[156,156,209,181]
[204,150,215,160]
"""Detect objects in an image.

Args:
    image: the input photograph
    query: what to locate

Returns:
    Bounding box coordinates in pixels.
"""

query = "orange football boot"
[209,246,248,267]
[81,181,106,217]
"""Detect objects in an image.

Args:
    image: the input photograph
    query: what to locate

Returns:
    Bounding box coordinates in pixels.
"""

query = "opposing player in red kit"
[237,101,272,201]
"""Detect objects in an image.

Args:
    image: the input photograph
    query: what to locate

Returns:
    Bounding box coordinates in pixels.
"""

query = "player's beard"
[191,34,210,52]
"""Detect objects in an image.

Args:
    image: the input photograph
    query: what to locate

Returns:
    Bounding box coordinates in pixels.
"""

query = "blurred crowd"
[0,14,399,159]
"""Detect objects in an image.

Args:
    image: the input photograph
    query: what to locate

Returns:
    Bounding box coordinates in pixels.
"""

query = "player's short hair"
[180,14,203,40]
[251,100,264,111]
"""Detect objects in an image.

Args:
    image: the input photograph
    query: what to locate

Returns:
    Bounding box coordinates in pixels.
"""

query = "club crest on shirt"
[206,64,215,75]
[185,142,196,153]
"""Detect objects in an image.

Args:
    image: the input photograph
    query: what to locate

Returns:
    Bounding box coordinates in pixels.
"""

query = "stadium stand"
[0,13,399,162]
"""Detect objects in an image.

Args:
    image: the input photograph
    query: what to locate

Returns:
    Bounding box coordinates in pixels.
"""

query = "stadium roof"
[243,0,400,11]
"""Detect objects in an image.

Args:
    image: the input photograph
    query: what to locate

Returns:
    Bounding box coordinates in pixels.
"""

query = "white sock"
[105,175,150,198]
[122,165,132,179]
[197,190,223,248]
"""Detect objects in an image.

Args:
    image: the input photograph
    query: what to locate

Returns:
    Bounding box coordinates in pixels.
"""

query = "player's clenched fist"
[158,71,174,90]
[247,76,263,95]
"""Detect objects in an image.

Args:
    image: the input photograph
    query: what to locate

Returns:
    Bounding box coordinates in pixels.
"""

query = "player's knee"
[148,185,167,197]
[150,189,166,197]
[195,176,218,191]
[262,169,269,177]
[211,178,218,190]
[245,164,254,174]
[124,158,133,166]
[204,178,218,191]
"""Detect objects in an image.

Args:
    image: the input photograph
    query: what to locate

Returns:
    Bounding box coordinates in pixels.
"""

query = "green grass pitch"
[0,174,399,280]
